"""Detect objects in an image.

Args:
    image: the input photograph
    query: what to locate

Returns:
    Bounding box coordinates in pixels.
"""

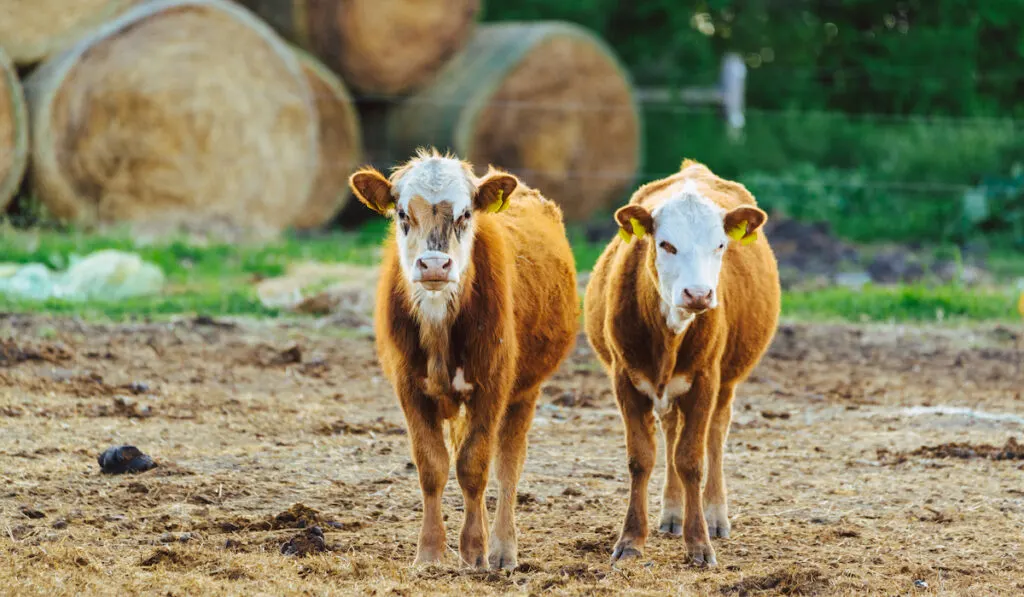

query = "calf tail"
[444,401,469,455]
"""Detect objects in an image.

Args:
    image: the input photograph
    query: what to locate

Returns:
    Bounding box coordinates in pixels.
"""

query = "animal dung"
[280,525,328,556]
[0,0,139,65]
[289,47,363,231]
[382,22,642,222]
[21,0,319,238]
[235,0,482,96]
[97,445,157,474]
[0,46,28,212]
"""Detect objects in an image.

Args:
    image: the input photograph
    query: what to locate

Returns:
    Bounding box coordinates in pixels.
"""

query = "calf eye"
[717,242,726,251]
[456,210,471,227]
[396,210,410,234]
[659,241,677,255]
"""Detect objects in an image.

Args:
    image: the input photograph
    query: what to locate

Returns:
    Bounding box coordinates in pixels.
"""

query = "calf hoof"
[658,512,683,537]
[413,547,445,567]
[460,541,488,570]
[610,539,644,563]
[704,504,731,539]
[488,537,517,570]
[687,541,718,567]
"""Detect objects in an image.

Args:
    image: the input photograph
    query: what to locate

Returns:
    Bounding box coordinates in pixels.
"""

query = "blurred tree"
[485,0,1024,117]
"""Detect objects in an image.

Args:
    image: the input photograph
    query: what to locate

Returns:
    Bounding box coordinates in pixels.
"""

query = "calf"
[348,148,578,569]
[584,159,780,566]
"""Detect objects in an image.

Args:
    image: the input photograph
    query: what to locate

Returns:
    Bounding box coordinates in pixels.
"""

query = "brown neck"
[634,244,685,388]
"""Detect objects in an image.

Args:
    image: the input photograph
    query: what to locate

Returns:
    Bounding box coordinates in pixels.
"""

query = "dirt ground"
[1,314,1022,596]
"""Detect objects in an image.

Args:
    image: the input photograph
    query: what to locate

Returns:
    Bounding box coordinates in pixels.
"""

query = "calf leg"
[658,406,684,536]
[401,396,450,565]
[704,384,736,539]
[611,370,657,562]
[488,393,538,570]
[456,401,501,568]
[674,371,720,566]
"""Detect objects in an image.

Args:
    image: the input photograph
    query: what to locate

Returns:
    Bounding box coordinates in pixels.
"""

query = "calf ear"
[349,168,395,216]
[724,206,767,246]
[614,205,653,243]
[474,172,518,213]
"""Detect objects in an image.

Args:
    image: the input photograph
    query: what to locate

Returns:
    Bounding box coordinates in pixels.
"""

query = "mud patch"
[315,417,405,436]
[882,437,1023,464]
[720,568,829,596]
[0,339,73,366]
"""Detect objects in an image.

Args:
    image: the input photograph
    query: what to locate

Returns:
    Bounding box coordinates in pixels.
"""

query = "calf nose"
[681,286,714,311]
[415,255,453,281]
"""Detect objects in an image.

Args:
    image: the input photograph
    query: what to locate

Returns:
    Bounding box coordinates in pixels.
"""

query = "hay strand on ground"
[0,0,139,66]
[1,46,29,212]
[23,0,319,238]
[290,48,361,230]
[236,0,481,96]
[383,22,642,221]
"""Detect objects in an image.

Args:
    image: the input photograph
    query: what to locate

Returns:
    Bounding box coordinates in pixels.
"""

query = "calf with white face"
[348,149,581,571]
[615,181,766,335]
[350,157,516,323]
[585,163,780,569]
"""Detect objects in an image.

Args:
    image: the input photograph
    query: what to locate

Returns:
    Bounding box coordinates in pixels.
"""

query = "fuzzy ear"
[614,205,654,243]
[474,172,518,213]
[349,168,395,216]
[723,206,767,246]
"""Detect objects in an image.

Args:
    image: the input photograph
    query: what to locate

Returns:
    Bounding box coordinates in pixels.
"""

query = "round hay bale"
[290,47,362,230]
[23,0,319,238]
[236,0,481,96]
[384,22,642,221]
[0,0,139,66]
[0,47,29,212]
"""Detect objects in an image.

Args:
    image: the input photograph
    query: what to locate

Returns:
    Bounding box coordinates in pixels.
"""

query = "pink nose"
[416,256,452,282]
[681,286,714,311]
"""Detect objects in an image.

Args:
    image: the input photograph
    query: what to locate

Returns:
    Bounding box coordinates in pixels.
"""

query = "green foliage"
[485,0,1024,117]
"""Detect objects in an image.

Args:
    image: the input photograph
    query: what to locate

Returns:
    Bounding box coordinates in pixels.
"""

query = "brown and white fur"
[349,148,579,570]
[584,159,781,567]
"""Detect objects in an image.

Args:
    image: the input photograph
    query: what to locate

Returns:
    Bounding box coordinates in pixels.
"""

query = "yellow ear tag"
[617,227,632,243]
[741,231,758,245]
[727,221,748,241]
[497,189,511,212]
[629,218,646,239]
[385,201,396,213]
[486,189,505,213]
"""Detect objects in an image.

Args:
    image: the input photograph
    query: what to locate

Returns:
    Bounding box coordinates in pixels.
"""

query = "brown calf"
[584,159,781,566]
[349,148,578,569]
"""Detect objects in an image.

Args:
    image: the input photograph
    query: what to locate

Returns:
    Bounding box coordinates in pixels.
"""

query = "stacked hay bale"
[235,0,482,96]
[23,0,325,237]
[291,48,362,230]
[381,22,641,222]
[0,47,29,212]
[0,0,140,66]
[4,0,640,234]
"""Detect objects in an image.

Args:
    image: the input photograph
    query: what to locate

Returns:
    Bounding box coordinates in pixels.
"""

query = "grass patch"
[784,285,1021,322]
[2,226,1021,323]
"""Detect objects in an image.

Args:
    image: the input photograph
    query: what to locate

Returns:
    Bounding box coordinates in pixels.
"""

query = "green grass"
[1,225,1022,323]
[784,285,1020,322]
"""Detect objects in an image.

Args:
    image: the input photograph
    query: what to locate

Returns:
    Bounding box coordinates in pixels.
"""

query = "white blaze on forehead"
[392,157,474,211]
[651,180,727,247]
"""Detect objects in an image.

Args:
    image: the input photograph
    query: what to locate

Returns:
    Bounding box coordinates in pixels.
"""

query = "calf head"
[349,149,518,320]
[616,180,766,320]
